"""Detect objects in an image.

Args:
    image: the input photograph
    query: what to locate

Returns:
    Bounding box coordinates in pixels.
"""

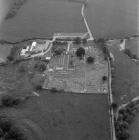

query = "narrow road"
[108,58,116,140]
[81,0,94,40]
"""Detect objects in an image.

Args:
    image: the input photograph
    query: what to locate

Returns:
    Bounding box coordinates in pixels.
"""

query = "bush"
[5,0,27,20]
[50,88,58,93]
[73,37,82,45]
[117,130,130,140]
[0,117,12,132]
[1,95,14,107]
[0,128,4,137]
[7,56,14,61]
[12,98,21,106]
[132,54,137,59]
[102,76,108,82]
[1,95,21,107]
[111,102,118,111]
[34,63,46,72]
[35,85,42,91]
[82,38,87,44]
[124,49,132,57]
[76,47,85,58]
[86,56,95,64]
[18,65,26,73]
[96,38,105,45]
[5,126,27,140]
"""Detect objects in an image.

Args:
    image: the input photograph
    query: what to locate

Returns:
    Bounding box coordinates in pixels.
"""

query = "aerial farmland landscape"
[0,0,139,140]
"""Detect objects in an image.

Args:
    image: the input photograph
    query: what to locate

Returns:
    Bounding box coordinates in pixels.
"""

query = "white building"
[55,67,63,70]
[21,46,29,56]
[46,57,51,60]
[30,41,37,51]
[119,39,126,51]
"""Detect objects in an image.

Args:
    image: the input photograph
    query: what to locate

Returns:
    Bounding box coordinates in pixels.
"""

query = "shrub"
[73,37,82,45]
[102,76,108,82]
[0,128,4,137]
[96,38,105,45]
[50,88,58,93]
[1,95,21,107]
[5,126,27,140]
[0,117,12,132]
[132,54,137,59]
[82,38,87,45]
[18,65,26,73]
[7,56,13,61]
[1,95,14,107]
[86,56,95,64]
[117,130,130,140]
[12,98,21,106]
[111,102,118,111]
[34,63,46,72]
[124,49,132,57]
[76,47,85,58]
[54,49,62,56]
[34,85,42,91]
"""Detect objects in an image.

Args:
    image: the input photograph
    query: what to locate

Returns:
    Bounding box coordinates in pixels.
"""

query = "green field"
[0,0,139,41]
[0,44,12,62]
[0,0,86,42]
[108,45,139,106]
[0,91,111,140]
[125,38,139,58]
[85,0,139,39]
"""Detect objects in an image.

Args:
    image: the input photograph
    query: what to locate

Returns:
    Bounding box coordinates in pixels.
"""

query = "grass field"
[85,0,139,39]
[0,62,33,94]
[129,113,139,140]
[0,0,138,41]
[125,38,139,58]
[0,91,111,140]
[0,0,86,42]
[107,45,139,106]
[0,44,12,62]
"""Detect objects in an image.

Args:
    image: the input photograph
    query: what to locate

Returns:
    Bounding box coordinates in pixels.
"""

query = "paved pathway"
[81,0,94,40]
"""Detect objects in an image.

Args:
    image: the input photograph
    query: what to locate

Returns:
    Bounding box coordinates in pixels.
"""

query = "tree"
[5,126,27,140]
[18,65,26,73]
[132,54,137,59]
[0,128,4,138]
[82,38,87,45]
[50,88,58,93]
[111,102,118,111]
[1,95,22,107]
[76,47,85,58]
[7,56,13,61]
[73,37,82,45]
[1,95,14,107]
[34,62,46,72]
[96,38,105,45]
[54,49,62,56]
[124,49,132,57]
[117,130,130,140]
[0,117,12,132]
[86,56,95,63]
[35,85,42,91]
[102,76,108,82]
